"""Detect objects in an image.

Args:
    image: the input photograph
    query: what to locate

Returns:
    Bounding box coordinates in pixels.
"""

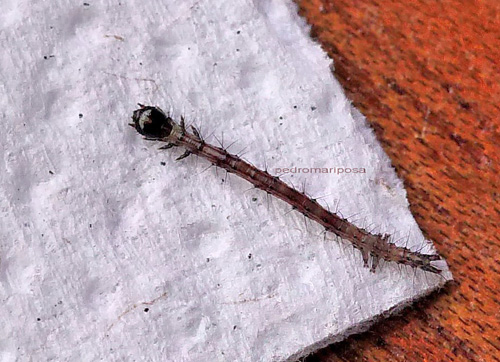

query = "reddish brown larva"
[130,105,442,274]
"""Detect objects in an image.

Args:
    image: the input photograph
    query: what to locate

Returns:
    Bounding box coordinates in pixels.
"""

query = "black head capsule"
[131,105,175,139]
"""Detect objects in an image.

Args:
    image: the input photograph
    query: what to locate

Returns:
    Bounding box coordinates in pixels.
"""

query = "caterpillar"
[129,104,442,274]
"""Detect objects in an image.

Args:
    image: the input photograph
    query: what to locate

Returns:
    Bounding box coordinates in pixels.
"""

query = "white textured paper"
[0,1,451,361]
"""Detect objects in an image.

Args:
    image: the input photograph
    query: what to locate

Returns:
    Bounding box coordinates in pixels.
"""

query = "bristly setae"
[130,104,443,274]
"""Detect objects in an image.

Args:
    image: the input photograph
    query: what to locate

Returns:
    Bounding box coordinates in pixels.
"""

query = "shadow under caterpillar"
[129,104,443,274]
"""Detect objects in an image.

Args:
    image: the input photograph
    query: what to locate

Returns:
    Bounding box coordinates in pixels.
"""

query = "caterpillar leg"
[176,150,192,161]
[159,143,176,150]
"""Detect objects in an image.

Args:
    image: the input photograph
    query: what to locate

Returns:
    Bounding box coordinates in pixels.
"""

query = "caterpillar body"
[130,105,442,274]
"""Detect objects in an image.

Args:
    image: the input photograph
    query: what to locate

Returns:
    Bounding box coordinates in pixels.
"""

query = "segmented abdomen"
[178,132,442,274]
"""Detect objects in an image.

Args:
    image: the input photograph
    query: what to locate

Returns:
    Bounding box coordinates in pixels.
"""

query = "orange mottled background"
[295,0,500,361]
